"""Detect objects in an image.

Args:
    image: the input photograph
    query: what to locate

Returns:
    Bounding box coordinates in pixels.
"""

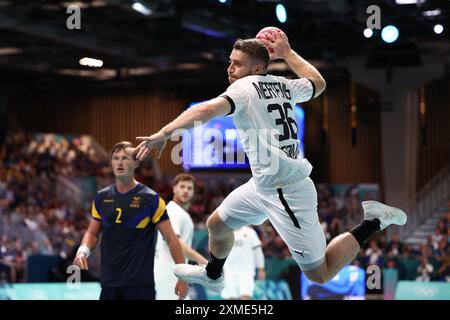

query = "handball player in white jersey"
[135,29,407,291]
[221,226,265,300]
[154,174,208,299]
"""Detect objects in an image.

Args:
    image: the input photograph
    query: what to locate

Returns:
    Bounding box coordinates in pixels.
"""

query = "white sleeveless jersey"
[155,201,194,265]
[224,226,262,276]
[220,74,315,189]
[154,201,194,300]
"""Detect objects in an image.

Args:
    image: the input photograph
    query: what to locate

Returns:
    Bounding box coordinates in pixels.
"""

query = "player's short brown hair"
[233,38,270,71]
[110,141,136,159]
[173,173,196,187]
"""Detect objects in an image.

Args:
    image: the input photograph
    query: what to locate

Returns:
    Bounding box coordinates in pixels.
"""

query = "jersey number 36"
[267,103,298,141]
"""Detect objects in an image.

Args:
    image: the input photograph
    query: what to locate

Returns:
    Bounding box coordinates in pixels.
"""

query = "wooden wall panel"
[10,91,185,174]
[417,79,450,190]
[303,78,382,184]
[303,95,328,182]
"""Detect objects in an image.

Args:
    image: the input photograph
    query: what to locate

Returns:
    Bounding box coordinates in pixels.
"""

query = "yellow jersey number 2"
[115,208,123,223]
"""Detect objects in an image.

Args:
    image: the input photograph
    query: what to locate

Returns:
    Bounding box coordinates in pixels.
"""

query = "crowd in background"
[0,126,449,284]
[0,124,104,282]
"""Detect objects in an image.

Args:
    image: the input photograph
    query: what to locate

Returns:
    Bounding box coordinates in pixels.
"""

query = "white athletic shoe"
[174,264,225,292]
[362,200,407,230]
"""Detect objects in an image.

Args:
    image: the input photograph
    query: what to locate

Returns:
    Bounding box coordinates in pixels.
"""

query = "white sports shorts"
[221,272,255,299]
[217,177,326,271]
[154,261,191,300]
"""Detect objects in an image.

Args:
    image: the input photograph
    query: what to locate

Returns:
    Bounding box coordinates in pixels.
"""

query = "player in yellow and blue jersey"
[73,141,187,300]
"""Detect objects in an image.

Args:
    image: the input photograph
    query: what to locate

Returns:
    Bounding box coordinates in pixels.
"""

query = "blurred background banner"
[0,282,101,300]
[395,281,450,300]
[0,280,291,300]
[300,265,366,300]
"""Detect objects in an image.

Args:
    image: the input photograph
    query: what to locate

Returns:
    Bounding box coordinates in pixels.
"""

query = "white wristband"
[77,245,91,258]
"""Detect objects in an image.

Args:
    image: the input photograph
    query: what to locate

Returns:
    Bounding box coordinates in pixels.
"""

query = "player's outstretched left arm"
[157,220,189,300]
[135,97,232,161]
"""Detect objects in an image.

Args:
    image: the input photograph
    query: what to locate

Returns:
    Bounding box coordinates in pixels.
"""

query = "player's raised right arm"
[73,219,102,270]
[262,31,326,98]
[283,50,326,98]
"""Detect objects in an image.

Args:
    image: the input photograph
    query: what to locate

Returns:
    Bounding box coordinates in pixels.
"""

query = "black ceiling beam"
[0,11,157,66]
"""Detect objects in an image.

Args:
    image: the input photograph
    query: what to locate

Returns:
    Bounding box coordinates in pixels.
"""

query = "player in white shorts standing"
[221,226,265,300]
[135,28,407,291]
[154,173,208,299]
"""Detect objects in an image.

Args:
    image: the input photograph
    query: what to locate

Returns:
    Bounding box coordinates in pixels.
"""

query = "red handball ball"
[255,26,283,54]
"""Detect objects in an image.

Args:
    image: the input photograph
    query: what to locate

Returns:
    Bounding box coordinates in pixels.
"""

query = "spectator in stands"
[0,179,14,212]
[437,219,447,235]
[437,256,450,282]
[40,239,55,255]
[430,227,444,251]
[0,256,14,283]
[422,237,434,259]
[416,256,434,282]
[365,240,383,266]
[387,233,404,257]
[433,236,448,264]
[0,239,19,282]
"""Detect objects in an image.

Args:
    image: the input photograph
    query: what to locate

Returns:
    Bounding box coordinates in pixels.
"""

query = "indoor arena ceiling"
[0,0,449,85]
